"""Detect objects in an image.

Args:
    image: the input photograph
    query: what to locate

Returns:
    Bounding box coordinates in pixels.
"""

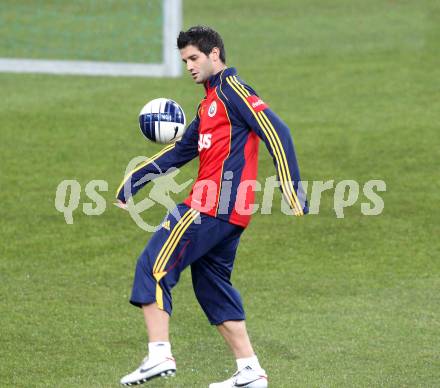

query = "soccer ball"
[138,98,186,144]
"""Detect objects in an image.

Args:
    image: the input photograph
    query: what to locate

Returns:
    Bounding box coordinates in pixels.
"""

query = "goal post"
[0,0,183,77]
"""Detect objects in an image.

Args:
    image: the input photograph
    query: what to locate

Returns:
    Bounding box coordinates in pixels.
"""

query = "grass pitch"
[1,1,439,387]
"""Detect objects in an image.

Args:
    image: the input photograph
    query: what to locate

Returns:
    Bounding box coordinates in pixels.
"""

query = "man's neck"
[212,64,227,76]
[204,65,228,91]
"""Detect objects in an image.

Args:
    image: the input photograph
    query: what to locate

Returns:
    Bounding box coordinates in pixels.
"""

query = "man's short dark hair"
[177,25,226,63]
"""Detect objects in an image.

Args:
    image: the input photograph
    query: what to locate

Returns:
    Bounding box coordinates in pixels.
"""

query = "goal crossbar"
[0,0,182,77]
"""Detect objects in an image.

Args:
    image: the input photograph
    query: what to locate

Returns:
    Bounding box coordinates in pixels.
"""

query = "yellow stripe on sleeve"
[226,76,303,215]
[257,110,304,214]
[232,76,303,215]
[115,143,176,198]
[226,77,287,184]
[231,76,302,214]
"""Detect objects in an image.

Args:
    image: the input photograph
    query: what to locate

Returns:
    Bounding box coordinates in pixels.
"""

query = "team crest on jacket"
[208,101,217,117]
[246,95,268,112]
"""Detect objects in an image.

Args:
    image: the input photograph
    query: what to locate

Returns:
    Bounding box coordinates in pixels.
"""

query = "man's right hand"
[114,200,128,211]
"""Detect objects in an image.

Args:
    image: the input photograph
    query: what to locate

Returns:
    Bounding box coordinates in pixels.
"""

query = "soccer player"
[117,26,308,387]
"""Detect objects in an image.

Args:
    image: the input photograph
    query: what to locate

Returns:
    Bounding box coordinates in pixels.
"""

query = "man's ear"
[210,47,220,62]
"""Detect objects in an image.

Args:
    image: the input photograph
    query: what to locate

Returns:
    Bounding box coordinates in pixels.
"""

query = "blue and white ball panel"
[139,98,186,144]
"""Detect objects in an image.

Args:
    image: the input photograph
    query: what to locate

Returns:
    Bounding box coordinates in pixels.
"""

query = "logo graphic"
[246,95,268,112]
[120,157,193,232]
[54,174,387,226]
[139,360,166,374]
[208,100,217,117]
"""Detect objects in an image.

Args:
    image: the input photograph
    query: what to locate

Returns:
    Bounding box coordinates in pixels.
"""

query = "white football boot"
[120,356,176,386]
[209,366,268,388]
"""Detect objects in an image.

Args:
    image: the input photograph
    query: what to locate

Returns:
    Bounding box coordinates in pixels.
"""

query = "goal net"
[0,0,182,77]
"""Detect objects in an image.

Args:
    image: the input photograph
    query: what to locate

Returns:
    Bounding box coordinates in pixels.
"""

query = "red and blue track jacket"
[116,67,308,227]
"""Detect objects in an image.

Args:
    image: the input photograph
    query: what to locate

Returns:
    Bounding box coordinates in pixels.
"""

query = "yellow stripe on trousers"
[153,208,199,274]
[152,208,199,309]
[152,208,198,273]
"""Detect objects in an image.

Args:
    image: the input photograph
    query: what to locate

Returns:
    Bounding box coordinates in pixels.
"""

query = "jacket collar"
[204,67,237,94]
